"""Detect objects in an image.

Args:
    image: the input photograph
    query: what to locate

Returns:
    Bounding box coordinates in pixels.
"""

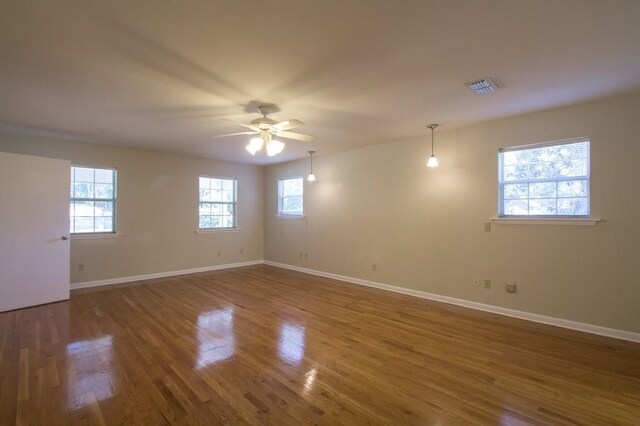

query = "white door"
[0,152,70,312]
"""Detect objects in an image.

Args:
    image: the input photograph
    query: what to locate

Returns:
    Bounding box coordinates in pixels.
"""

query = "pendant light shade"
[426,123,439,168]
[426,155,439,168]
[307,150,316,182]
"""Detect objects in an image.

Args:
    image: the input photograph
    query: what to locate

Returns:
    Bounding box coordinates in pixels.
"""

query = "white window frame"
[278,177,304,217]
[70,166,117,235]
[498,138,591,219]
[198,176,238,230]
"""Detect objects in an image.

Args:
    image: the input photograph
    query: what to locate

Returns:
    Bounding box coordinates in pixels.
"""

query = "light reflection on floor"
[279,322,305,366]
[196,307,235,368]
[66,335,114,409]
[303,367,317,394]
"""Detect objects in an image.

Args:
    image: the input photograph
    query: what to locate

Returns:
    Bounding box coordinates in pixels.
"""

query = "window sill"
[276,214,306,220]
[196,228,241,233]
[71,233,121,239]
[490,217,601,226]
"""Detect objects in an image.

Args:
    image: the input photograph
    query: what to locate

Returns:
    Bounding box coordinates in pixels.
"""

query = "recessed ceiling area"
[0,0,639,164]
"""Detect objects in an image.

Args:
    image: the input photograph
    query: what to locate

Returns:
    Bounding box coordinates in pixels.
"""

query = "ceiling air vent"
[465,78,499,95]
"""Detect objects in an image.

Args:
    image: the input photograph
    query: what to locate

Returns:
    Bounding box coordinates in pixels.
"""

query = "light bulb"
[266,139,285,156]
[426,155,439,168]
[307,172,316,182]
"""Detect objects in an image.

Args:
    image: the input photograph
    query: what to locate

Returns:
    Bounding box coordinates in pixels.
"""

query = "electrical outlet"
[483,279,491,289]
[217,250,222,257]
[78,263,84,271]
[506,282,517,293]
[240,248,244,255]
[484,222,491,232]
[474,277,480,287]
[304,253,308,259]
[372,263,377,272]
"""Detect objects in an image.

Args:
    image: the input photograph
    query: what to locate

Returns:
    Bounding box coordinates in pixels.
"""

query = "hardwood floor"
[1,265,639,425]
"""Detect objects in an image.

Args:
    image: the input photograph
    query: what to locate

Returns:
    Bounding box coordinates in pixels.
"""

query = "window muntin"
[498,139,590,217]
[278,177,304,216]
[199,177,237,229]
[70,166,116,234]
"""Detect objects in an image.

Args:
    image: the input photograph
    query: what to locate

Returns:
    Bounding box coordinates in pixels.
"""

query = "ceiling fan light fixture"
[246,137,263,155]
[266,139,285,156]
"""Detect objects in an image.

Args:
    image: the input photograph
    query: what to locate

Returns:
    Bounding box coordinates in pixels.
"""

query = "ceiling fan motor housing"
[250,116,277,130]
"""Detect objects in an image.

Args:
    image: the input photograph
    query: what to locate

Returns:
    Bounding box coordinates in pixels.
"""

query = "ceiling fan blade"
[273,119,304,131]
[218,118,256,130]
[214,131,257,138]
[276,131,315,142]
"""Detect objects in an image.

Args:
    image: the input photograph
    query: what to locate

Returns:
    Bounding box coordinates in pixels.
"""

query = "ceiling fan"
[217,104,314,156]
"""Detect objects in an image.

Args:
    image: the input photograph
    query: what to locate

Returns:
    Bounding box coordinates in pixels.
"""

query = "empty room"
[1,0,639,424]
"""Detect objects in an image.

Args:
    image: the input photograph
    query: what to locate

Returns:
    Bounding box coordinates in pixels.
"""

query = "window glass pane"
[211,179,223,190]
[283,178,303,196]
[199,215,211,229]
[283,196,303,214]
[198,177,237,228]
[74,182,94,198]
[71,167,116,233]
[95,183,113,199]
[199,202,211,215]
[222,179,234,191]
[199,177,210,190]
[211,189,223,202]
[529,199,557,215]
[504,199,528,215]
[529,182,556,199]
[74,167,94,183]
[95,201,113,217]
[503,184,528,200]
[558,198,588,215]
[557,180,588,197]
[211,216,221,228]
[94,169,113,184]
[499,141,589,216]
[74,216,94,233]
[278,178,304,215]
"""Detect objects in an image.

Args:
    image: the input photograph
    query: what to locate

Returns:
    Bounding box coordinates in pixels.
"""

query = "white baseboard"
[264,261,640,343]
[71,260,264,290]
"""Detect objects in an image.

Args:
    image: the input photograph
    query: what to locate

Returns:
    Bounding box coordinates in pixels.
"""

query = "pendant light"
[307,150,316,182]
[426,123,439,168]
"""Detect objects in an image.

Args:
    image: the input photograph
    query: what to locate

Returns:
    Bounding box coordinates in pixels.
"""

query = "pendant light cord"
[431,127,435,156]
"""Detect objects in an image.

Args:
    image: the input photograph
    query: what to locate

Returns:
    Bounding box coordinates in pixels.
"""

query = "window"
[199,177,237,229]
[70,166,116,234]
[498,139,590,217]
[278,177,304,216]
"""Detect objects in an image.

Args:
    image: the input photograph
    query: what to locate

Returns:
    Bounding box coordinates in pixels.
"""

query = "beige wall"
[264,93,640,333]
[0,135,264,283]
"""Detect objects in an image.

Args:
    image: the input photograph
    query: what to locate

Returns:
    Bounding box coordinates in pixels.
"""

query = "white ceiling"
[1,0,639,165]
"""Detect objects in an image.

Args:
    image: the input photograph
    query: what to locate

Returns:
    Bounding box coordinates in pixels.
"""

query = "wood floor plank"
[0,264,639,424]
